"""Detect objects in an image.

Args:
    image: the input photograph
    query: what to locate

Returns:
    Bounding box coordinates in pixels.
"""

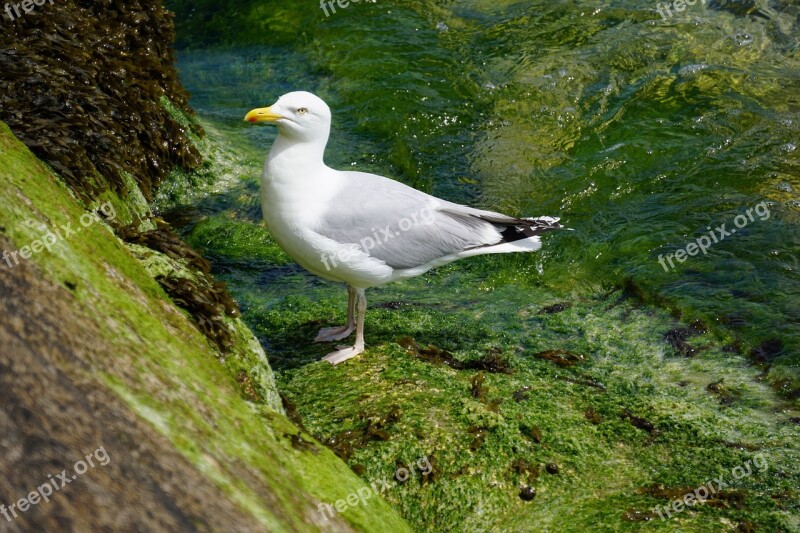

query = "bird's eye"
[297,108,308,115]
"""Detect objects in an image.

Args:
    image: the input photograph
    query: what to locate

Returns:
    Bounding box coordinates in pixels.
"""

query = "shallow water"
[167,0,799,368]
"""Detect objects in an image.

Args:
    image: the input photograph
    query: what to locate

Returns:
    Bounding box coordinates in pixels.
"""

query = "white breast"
[260,164,395,288]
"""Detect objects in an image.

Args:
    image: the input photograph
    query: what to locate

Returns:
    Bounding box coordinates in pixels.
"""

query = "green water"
[167,0,798,371]
[162,0,800,530]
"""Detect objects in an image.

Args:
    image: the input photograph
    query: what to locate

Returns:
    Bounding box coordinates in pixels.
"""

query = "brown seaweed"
[640,484,747,509]
[0,2,242,354]
[0,0,202,205]
[521,425,543,444]
[664,320,708,357]
[749,338,784,365]
[236,371,262,403]
[119,220,239,352]
[538,302,571,314]
[532,349,586,367]
[584,407,603,425]
[513,386,531,402]
[467,426,489,451]
[707,379,741,406]
[620,409,657,435]
[398,337,514,373]
[322,406,401,461]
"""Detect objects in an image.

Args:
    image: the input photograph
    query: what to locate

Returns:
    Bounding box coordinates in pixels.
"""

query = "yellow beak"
[244,107,285,123]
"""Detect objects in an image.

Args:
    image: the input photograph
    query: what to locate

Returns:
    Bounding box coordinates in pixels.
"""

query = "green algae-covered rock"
[274,279,800,531]
[0,120,411,532]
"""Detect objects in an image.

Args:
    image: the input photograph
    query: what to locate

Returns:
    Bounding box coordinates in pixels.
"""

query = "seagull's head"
[244,91,332,143]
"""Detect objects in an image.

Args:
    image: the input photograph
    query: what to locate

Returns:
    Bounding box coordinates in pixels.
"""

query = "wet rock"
[0,250,266,531]
[519,486,536,501]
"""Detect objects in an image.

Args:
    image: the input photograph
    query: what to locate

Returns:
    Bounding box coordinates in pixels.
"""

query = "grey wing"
[315,172,556,269]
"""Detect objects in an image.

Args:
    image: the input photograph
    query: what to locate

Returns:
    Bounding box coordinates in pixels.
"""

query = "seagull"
[245,92,562,365]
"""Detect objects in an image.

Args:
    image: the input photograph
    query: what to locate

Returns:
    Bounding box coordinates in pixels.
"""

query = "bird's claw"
[322,345,364,365]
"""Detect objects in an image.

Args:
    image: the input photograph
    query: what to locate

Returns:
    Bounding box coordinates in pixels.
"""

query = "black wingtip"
[497,216,564,243]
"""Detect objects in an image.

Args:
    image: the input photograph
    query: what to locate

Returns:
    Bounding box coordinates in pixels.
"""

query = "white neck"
[260,131,340,229]
[266,132,329,182]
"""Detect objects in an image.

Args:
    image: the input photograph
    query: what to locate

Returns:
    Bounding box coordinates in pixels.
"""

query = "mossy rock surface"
[274,282,800,531]
[0,120,410,532]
